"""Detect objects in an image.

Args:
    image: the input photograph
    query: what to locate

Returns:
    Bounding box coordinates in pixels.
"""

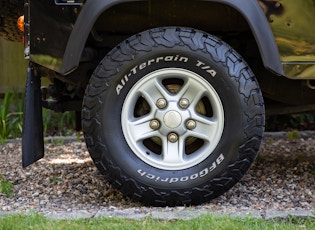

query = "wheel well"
[65,0,295,111]
[89,1,262,69]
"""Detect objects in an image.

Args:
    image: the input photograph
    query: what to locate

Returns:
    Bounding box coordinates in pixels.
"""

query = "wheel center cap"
[163,110,182,128]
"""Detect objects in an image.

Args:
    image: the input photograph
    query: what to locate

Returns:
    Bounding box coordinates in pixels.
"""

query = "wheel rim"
[121,68,224,170]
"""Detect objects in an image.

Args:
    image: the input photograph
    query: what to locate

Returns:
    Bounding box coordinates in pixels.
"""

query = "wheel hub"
[163,110,182,128]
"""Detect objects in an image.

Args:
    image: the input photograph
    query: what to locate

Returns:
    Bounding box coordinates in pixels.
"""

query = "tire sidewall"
[99,45,247,190]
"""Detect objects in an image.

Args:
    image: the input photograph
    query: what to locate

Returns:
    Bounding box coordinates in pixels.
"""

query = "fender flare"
[60,0,284,76]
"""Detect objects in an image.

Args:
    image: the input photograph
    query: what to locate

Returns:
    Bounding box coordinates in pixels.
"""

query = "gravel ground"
[0,132,314,220]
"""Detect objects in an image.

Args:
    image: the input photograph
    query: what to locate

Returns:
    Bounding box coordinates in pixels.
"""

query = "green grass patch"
[0,174,14,198]
[0,212,314,230]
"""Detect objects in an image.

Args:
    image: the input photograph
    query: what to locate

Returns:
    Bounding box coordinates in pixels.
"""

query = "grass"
[0,174,14,198]
[0,212,313,230]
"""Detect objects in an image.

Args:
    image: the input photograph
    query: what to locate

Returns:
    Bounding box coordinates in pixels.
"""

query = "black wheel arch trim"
[60,0,284,76]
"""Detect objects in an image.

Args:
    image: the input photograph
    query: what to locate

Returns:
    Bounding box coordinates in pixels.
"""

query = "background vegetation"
[0,90,76,144]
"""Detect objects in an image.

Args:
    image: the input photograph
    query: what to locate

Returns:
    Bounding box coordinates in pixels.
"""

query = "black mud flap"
[22,65,44,167]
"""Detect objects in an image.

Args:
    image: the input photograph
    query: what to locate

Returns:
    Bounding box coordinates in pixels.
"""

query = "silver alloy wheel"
[121,68,224,170]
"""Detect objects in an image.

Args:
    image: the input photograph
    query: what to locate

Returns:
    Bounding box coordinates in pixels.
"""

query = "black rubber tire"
[82,27,265,206]
[0,0,24,42]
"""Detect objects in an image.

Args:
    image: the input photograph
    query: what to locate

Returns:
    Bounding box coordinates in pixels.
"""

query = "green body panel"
[268,0,315,79]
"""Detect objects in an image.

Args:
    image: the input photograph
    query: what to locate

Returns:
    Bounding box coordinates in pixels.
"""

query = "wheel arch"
[61,0,284,76]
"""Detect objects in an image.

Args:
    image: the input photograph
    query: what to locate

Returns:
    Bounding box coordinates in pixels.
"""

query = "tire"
[82,27,265,206]
[0,0,24,42]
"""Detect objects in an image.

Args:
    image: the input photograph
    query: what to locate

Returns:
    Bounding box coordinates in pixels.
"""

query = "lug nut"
[156,98,167,109]
[179,98,190,109]
[168,132,178,143]
[186,120,196,130]
[150,120,160,130]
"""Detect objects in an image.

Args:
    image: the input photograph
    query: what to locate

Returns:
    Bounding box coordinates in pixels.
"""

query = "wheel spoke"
[188,116,219,142]
[161,138,185,164]
[128,115,158,141]
[140,79,170,108]
[177,79,207,107]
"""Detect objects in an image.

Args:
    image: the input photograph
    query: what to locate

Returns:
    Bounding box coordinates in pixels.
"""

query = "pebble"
[0,134,314,216]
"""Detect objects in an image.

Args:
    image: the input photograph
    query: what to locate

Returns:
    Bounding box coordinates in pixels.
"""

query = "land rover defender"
[1,0,315,206]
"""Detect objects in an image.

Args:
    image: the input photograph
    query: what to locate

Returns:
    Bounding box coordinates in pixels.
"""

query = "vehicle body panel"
[268,0,315,79]
[25,0,283,75]
[24,0,80,71]
[24,0,315,79]
[62,0,283,75]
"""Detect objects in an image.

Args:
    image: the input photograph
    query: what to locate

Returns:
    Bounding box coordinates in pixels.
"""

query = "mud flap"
[22,65,44,167]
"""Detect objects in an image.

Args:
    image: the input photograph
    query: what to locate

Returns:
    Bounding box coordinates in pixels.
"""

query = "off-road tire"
[82,27,265,206]
[0,0,24,42]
